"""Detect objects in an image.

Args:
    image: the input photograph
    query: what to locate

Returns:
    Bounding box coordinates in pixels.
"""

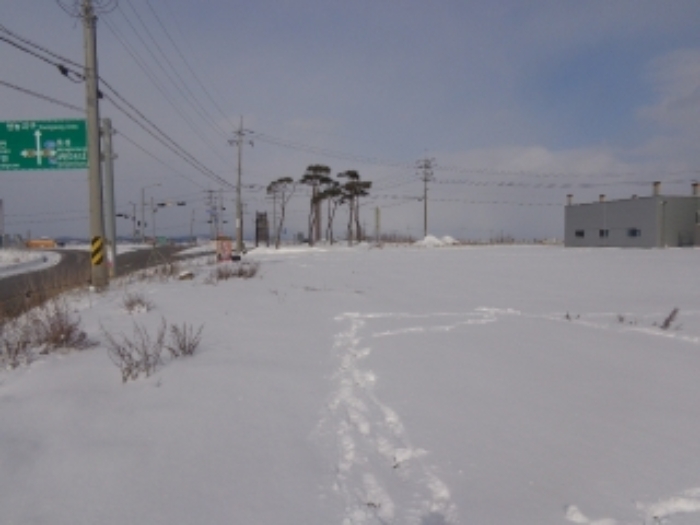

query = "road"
[0,245,192,317]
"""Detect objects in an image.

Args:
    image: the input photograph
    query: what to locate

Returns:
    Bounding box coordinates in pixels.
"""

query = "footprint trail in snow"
[317,312,460,525]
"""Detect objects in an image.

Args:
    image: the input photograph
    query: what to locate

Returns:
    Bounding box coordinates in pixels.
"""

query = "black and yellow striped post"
[91,236,104,267]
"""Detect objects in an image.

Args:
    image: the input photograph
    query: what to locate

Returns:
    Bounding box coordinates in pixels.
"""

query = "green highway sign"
[0,119,88,171]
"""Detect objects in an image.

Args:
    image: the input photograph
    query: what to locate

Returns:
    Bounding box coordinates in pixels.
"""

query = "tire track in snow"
[318,312,460,525]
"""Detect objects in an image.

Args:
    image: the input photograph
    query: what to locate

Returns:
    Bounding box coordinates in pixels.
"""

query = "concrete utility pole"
[375,206,381,245]
[129,202,137,241]
[102,118,117,277]
[229,118,253,253]
[190,209,195,245]
[151,196,156,243]
[141,183,160,243]
[271,191,278,245]
[82,0,108,288]
[417,158,435,238]
[0,199,4,246]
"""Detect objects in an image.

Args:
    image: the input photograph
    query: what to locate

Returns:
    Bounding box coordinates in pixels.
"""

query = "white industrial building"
[564,182,700,248]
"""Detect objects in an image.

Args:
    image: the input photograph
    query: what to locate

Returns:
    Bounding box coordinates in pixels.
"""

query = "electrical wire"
[150,0,239,132]
[0,79,84,113]
[108,5,231,164]
[0,24,233,191]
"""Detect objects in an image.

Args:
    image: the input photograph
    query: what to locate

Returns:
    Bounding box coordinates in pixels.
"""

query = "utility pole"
[206,189,217,239]
[141,183,160,243]
[219,189,224,237]
[82,0,108,288]
[229,117,253,253]
[375,206,381,245]
[141,188,146,243]
[102,118,117,277]
[271,191,278,245]
[417,157,435,238]
[129,202,137,241]
[190,209,195,245]
[151,196,156,243]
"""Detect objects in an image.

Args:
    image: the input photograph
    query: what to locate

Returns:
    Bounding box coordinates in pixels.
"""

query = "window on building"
[599,229,609,238]
[575,230,584,238]
[627,228,641,237]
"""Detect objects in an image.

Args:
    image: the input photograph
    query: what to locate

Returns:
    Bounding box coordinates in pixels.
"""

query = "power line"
[136,0,231,137]
[0,79,84,113]
[117,130,207,189]
[109,4,231,164]
[0,22,233,191]
[150,0,239,132]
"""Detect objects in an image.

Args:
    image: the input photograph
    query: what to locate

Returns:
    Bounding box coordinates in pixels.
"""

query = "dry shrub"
[154,261,181,281]
[122,291,154,313]
[32,299,95,354]
[167,322,204,358]
[660,308,679,330]
[234,261,260,279]
[102,318,167,383]
[121,260,181,286]
[0,299,94,368]
[0,317,34,369]
[207,261,260,283]
[102,318,205,382]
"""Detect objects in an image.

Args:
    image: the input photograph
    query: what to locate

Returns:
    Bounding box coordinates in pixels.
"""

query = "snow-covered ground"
[2,244,700,524]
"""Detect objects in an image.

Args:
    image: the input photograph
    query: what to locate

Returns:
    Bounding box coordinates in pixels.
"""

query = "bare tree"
[267,177,297,249]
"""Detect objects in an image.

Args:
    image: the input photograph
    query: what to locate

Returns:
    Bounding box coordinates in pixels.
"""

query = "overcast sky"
[2,0,700,242]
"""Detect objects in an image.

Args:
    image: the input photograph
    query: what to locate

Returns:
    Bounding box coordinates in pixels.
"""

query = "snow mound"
[414,235,444,247]
[441,236,459,245]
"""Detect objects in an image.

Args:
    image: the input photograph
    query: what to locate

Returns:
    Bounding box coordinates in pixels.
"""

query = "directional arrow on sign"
[35,130,42,166]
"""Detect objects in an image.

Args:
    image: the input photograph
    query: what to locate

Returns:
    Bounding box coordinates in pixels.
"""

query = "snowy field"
[2,244,700,525]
